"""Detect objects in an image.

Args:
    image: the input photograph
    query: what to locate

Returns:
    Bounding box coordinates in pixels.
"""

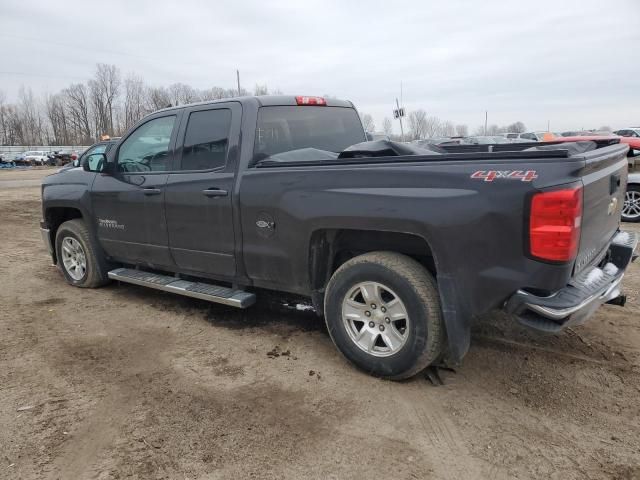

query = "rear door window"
[179,109,231,171]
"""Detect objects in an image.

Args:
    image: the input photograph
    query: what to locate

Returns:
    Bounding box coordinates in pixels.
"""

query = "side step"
[108,268,256,308]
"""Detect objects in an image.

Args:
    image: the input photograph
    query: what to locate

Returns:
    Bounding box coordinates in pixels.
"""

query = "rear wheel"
[55,219,111,287]
[622,185,640,222]
[324,251,445,380]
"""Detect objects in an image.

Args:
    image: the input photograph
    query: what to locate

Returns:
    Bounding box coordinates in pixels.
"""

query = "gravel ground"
[1,168,639,480]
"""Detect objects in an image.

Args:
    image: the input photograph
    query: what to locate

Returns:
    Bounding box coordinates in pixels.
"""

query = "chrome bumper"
[505,230,638,333]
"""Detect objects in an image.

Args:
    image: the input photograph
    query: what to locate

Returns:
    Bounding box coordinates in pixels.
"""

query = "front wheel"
[55,219,111,287]
[324,251,445,380]
[622,185,640,222]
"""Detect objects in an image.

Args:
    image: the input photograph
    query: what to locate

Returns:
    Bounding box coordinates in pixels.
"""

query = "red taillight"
[529,186,582,262]
[295,96,326,106]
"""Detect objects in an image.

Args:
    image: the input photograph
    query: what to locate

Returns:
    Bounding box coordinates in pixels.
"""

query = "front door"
[91,113,180,267]
[164,103,240,277]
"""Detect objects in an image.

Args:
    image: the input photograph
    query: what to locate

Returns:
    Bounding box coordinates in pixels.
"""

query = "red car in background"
[613,128,640,157]
[551,132,638,166]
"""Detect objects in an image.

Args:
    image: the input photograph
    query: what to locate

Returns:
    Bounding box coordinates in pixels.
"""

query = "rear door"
[164,102,241,277]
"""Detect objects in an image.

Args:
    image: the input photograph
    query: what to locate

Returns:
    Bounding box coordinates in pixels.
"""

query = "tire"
[55,219,111,288]
[324,251,445,380]
[622,185,640,223]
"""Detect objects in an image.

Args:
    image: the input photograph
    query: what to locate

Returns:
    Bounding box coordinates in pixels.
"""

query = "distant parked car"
[519,131,557,141]
[462,136,510,145]
[623,172,640,222]
[613,128,640,157]
[51,150,79,166]
[24,150,49,166]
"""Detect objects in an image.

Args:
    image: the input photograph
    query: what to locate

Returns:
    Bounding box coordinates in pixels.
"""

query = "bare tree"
[254,84,269,96]
[18,86,45,145]
[486,124,501,136]
[441,121,456,137]
[123,74,149,130]
[455,124,468,137]
[64,83,92,143]
[146,86,172,111]
[506,121,526,133]
[168,83,199,106]
[45,93,70,144]
[408,109,427,140]
[423,115,443,139]
[361,113,375,133]
[89,64,121,137]
[382,117,393,136]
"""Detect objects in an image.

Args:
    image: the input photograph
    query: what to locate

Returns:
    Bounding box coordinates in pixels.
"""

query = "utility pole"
[547,119,550,132]
[484,111,488,136]
[236,70,241,97]
[395,98,405,141]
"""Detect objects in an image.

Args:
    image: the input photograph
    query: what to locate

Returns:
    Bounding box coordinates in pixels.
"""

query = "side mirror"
[83,153,110,173]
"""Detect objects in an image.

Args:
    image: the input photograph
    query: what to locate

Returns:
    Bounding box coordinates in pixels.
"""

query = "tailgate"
[575,144,629,273]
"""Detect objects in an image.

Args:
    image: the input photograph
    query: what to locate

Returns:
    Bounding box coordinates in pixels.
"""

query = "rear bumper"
[505,230,638,332]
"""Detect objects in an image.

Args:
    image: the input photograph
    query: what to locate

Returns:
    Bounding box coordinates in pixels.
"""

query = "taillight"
[295,96,326,106]
[529,186,582,262]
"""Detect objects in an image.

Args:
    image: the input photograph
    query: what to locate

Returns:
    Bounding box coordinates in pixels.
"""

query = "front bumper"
[505,230,638,333]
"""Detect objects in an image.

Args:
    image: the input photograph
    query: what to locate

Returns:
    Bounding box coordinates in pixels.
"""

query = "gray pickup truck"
[40,95,638,379]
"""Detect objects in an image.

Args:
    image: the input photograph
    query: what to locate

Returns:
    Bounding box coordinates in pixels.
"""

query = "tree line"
[0,63,278,146]
[360,109,527,141]
[0,62,529,146]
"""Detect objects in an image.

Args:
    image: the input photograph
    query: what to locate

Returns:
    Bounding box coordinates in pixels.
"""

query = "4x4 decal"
[471,170,538,182]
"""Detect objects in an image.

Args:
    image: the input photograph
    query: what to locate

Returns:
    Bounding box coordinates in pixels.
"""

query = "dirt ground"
[1,168,639,480]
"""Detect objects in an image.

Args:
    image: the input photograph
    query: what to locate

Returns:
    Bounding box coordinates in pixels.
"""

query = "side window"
[81,144,106,166]
[117,116,176,172]
[180,109,231,171]
[86,153,106,172]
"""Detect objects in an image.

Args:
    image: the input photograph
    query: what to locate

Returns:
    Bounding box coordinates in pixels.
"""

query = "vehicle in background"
[519,131,557,141]
[24,150,50,166]
[614,128,640,138]
[413,137,464,147]
[613,128,640,159]
[500,132,520,139]
[59,140,118,171]
[623,172,640,222]
[462,136,511,145]
[554,132,638,167]
[51,150,79,166]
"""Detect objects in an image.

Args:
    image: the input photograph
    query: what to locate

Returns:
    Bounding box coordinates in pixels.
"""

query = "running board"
[108,268,256,308]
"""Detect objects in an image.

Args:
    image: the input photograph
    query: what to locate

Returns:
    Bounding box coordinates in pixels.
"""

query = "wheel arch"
[307,227,471,365]
[308,228,439,308]
[45,207,85,263]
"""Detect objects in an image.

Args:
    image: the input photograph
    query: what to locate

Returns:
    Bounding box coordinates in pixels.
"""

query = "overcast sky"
[1,0,639,133]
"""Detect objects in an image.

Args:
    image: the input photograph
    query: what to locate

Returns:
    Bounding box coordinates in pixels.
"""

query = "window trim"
[175,107,233,173]
[114,112,180,175]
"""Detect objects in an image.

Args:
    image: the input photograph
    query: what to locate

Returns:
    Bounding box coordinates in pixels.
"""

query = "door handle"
[202,188,228,197]
[143,187,162,196]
